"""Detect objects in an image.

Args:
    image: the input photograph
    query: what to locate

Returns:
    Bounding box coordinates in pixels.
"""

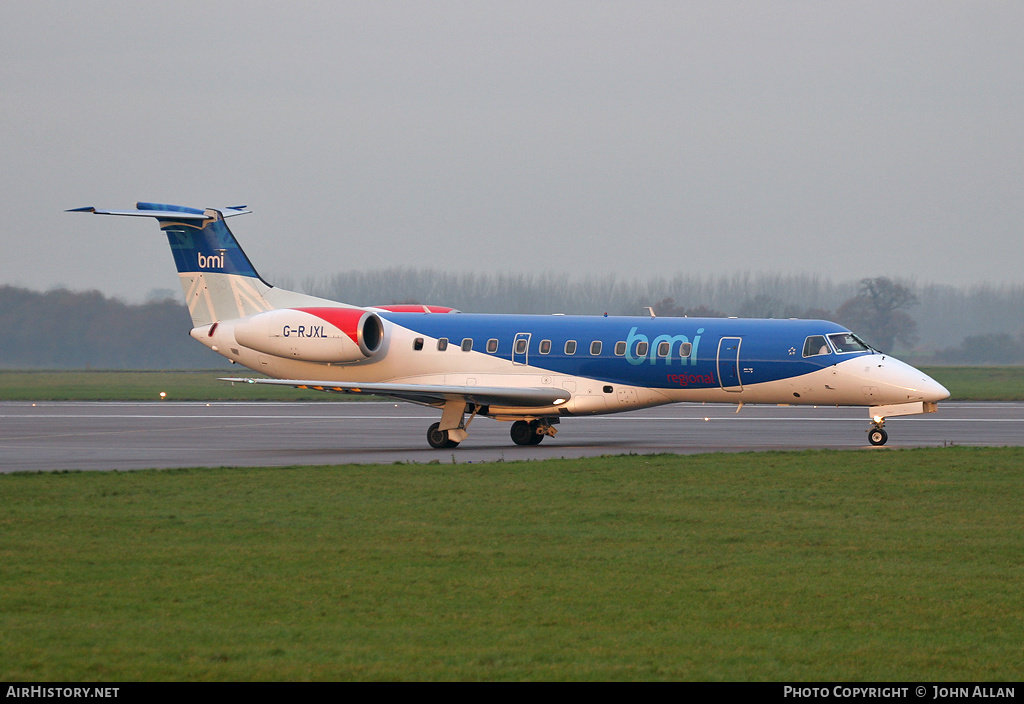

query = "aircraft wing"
[220,377,571,407]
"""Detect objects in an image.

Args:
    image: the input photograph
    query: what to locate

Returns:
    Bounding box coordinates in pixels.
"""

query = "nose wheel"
[868,426,888,446]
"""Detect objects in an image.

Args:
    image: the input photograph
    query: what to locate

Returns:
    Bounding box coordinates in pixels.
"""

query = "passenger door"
[717,337,742,392]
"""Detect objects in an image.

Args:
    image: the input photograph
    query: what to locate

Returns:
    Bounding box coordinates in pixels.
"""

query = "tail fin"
[69,203,345,327]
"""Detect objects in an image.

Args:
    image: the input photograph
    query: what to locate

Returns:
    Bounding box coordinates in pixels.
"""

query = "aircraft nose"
[919,371,950,403]
[887,357,950,402]
[839,355,950,404]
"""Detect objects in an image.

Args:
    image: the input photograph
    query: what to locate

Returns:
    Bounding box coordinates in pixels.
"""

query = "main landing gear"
[426,415,559,449]
[427,422,460,449]
[426,400,480,449]
[510,419,558,446]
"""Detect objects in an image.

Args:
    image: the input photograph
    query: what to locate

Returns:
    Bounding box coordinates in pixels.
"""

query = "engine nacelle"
[232,307,384,363]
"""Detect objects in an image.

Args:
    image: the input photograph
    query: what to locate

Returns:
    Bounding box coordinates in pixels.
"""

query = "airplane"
[69,202,949,449]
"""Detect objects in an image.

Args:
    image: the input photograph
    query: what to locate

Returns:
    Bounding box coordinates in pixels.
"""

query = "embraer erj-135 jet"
[70,203,949,449]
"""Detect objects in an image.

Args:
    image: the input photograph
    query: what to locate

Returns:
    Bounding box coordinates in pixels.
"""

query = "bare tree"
[835,277,919,352]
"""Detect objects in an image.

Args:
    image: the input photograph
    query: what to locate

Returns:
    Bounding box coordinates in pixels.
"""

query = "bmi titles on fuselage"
[625,326,703,366]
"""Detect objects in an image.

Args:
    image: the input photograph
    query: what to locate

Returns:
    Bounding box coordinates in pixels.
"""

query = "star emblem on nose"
[788,347,796,355]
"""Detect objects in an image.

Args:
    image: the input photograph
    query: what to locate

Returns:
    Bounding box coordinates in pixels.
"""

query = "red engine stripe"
[294,307,364,345]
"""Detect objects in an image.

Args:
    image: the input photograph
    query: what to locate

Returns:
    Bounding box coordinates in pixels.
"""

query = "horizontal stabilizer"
[68,206,209,220]
[67,205,251,220]
[220,377,571,408]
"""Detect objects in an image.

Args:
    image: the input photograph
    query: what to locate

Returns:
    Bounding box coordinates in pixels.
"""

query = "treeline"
[932,333,1024,365]
[300,269,860,319]
[302,269,1024,360]
[0,286,224,369]
[3,272,1024,369]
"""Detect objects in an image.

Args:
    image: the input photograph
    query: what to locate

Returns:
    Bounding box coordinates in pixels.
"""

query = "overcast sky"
[2,1,1021,302]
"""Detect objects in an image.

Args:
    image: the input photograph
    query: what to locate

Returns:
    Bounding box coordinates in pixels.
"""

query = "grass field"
[0,370,342,402]
[919,366,1024,401]
[0,366,1022,402]
[2,448,1021,681]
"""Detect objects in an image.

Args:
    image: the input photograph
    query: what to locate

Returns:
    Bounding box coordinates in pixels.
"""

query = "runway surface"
[1,400,1021,472]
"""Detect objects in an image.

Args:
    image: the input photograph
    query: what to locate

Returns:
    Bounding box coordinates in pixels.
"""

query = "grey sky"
[2,1,1021,302]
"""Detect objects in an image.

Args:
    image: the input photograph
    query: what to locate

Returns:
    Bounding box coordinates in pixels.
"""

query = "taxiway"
[1,401,1020,472]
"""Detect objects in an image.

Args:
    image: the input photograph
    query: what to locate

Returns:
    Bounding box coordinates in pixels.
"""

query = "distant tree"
[935,333,1024,364]
[781,305,834,320]
[738,294,784,318]
[145,288,178,302]
[650,297,726,318]
[803,308,834,320]
[0,285,222,369]
[834,277,918,352]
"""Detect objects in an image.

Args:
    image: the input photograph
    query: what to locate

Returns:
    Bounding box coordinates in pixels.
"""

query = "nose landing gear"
[864,401,940,447]
[868,423,888,446]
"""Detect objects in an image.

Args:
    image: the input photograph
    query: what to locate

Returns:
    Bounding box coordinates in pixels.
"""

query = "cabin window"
[614,341,627,356]
[539,339,552,354]
[829,332,871,354]
[679,342,692,357]
[565,340,577,355]
[413,337,424,351]
[515,338,528,355]
[590,341,602,355]
[802,335,830,357]
[461,338,473,352]
[658,341,670,357]
[636,341,649,358]
[437,337,449,352]
[486,338,498,353]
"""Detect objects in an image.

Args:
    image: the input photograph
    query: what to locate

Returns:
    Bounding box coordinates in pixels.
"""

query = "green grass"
[2,448,1021,681]
[0,370,349,402]
[920,366,1024,401]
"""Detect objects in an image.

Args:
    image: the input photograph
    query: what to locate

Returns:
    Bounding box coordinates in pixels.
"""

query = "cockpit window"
[802,335,831,357]
[828,332,871,354]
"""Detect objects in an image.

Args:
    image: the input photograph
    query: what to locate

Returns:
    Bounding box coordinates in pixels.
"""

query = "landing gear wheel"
[527,420,545,445]
[510,420,532,446]
[511,420,545,446]
[427,422,460,449]
[868,427,888,446]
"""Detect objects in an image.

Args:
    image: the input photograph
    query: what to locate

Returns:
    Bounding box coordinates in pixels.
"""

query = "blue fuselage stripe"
[377,313,866,389]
